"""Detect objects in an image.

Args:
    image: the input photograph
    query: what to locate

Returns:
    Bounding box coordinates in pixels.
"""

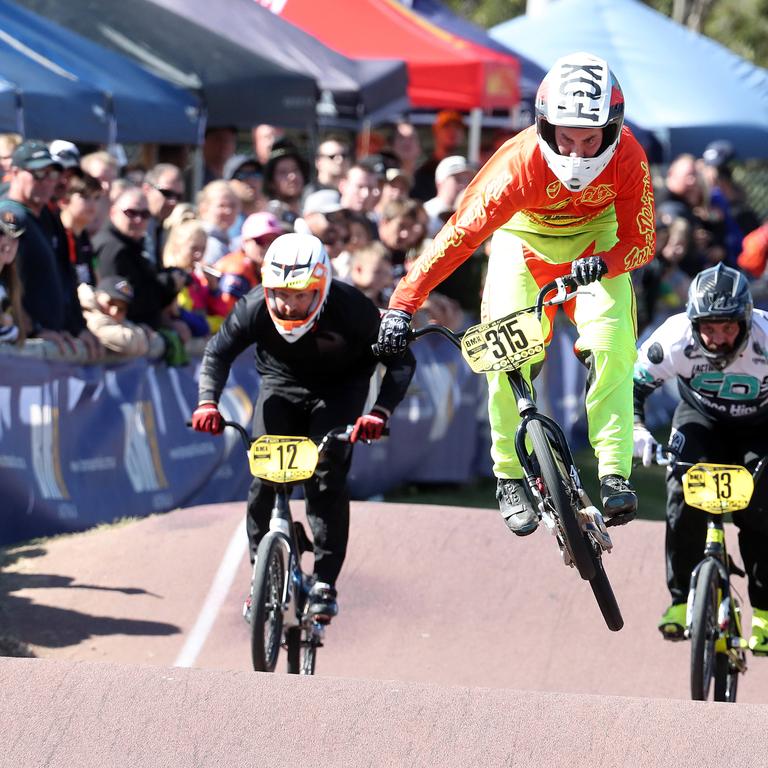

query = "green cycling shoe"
[658,602,687,641]
[749,608,768,656]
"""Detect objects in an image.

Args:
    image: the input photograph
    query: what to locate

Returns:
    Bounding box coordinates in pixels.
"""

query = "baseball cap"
[702,140,736,168]
[385,167,411,186]
[435,155,472,185]
[96,276,134,303]
[49,140,81,169]
[241,211,285,241]
[302,189,344,217]
[433,110,464,132]
[0,202,25,238]
[11,140,63,171]
[223,153,262,181]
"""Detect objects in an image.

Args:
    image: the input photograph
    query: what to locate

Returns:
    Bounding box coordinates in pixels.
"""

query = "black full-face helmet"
[686,263,753,368]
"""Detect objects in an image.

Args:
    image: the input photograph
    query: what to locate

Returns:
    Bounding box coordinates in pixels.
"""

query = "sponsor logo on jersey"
[578,184,616,206]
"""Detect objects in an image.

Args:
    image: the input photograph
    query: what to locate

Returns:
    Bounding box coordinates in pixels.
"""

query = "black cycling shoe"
[497,478,538,536]
[307,582,338,624]
[600,475,637,525]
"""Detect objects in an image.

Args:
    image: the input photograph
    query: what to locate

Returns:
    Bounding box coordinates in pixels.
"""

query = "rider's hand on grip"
[191,402,224,434]
[374,309,412,357]
[570,256,608,286]
[632,423,656,467]
[350,409,388,443]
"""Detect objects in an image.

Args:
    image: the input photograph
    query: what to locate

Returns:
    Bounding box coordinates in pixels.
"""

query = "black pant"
[665,401,768,609]
[246,381,369,585]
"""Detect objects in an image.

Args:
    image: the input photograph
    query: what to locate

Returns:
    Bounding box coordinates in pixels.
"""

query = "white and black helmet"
[687,263,753,367]
[535,52,625,192]
[261,233,331,343]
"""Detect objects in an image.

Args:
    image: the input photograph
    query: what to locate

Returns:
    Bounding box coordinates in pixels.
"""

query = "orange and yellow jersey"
[391,125,655,313]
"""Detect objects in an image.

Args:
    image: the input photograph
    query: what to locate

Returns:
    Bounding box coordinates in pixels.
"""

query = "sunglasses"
[122,208,151,221]
[29,168,60,182]
[318,152,348,161]
[152,185,180,201]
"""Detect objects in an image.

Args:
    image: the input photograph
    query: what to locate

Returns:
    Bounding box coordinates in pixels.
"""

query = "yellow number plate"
[682,463,754,513]
[247,435,319,482]
[461,311,546,373]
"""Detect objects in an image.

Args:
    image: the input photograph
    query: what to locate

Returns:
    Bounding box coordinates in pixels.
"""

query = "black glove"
[570,256,608,286]
[374,309,412,357]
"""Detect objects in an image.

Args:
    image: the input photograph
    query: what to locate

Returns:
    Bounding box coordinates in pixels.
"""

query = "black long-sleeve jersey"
[198,280,416,414]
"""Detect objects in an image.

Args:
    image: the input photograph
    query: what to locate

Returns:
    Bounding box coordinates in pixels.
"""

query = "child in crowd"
[162,219,227,335]
[58,173,103,286]
[348,241,394,308]
[77,276,156,356]
[0,202,25,345]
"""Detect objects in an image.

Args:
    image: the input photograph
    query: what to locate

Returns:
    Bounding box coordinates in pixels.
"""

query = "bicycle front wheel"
[690,559,720,700]
[285,626,318,676]
[251,534,286,673]
[589,557,624,632]
[527,420,595,581]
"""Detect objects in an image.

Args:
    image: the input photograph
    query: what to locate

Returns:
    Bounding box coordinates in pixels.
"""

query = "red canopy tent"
[258,0,520,111]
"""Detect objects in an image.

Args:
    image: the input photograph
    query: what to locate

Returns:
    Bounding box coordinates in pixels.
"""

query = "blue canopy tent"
[491,0,768,161]
[0,0,201,144]
[0,32,110,141]
[14,0,318,131]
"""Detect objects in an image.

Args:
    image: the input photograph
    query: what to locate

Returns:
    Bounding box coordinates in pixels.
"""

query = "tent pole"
[468,107,482,165]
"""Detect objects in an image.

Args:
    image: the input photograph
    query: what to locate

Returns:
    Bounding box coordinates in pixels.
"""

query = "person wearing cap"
[77,275,157,356]
[222,154,265,245]
[263,140,309,224]
[375,166,412,220]
[48,140,83,206]
[0,200,26,345]
[214,211,285,314]
[411,110,467,202]
[298,188,350,264]
[377,52,656,535]
[424,155,473,238]
[303,136,351,199]
[141,163,185,267]
[5,140,102,359]
[699,141,759,267]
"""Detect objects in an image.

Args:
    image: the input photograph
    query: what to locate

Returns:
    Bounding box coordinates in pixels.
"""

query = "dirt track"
[3,500,768,703]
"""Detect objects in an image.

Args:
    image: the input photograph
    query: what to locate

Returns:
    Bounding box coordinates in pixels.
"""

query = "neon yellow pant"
[481,235,637,481]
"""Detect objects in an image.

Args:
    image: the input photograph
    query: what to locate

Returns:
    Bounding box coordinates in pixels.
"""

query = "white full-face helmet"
[535,52,625,192]
[261,232,331,343]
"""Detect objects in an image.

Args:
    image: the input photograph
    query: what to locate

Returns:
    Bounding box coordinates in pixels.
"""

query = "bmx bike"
[410,275,623,631]
[221,420,353,675]
[656,448,766,701]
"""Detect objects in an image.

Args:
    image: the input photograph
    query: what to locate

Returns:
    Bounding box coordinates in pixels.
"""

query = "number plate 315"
[461,311,546,373]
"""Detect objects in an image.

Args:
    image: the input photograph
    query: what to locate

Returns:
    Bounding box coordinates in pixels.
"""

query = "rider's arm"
[374,346,416,415]
[632,316,681,422]
[197,289,263,403]
[389,133,534,315]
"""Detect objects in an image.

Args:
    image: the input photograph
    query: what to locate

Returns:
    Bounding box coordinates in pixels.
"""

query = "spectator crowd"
[0,114,766,363]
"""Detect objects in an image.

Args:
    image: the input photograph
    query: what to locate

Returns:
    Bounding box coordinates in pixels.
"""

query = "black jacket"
[93,225,178,329]
[199,280,415,414]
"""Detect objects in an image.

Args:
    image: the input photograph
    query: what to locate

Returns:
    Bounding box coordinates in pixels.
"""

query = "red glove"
[191,402,223,434]
[350,409,388,443]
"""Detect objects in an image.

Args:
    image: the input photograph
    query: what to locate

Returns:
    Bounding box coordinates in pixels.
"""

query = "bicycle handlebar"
[186,421,364,450]
[408,274,580,349]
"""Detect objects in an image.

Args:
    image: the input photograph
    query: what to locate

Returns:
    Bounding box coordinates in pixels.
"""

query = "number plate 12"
[248,435,319,482]
[461,311,546,373]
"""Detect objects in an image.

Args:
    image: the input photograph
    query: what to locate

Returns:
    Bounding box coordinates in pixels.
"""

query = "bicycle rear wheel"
[690,559,720,700]
[527,420,595,581]
[251,534,286,673]
[285,626,318,676]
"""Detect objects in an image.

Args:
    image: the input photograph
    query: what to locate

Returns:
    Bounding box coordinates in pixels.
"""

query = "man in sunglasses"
[5,140,102,359]
[303,136,351,199]
[93,186,187,344]
[141,163,185,267]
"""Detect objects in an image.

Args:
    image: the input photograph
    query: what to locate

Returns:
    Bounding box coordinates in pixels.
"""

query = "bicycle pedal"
[579,506,613,552]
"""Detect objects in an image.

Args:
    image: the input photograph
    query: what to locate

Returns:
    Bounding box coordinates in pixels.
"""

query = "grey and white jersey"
[634,309,768,424]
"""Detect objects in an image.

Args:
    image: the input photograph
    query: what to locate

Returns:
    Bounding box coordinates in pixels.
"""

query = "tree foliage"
[443,0,768,68]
